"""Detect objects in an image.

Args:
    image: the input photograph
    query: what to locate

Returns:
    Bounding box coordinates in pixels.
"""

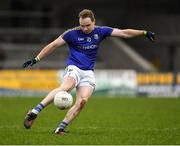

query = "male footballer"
[23,9,155,135]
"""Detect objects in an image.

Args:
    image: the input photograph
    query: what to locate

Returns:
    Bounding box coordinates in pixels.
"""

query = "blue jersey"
[61,26,113,70]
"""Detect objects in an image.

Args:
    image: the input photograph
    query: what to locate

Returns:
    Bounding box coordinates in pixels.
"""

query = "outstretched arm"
[23,36,66,68]
[111,28,155,42]
[37,36,65,60]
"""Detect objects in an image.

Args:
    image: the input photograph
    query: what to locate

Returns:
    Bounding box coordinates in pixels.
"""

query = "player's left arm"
[111,28,155,42]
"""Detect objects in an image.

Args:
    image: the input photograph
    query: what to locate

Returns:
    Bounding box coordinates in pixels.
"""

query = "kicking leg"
[24,76,75,129]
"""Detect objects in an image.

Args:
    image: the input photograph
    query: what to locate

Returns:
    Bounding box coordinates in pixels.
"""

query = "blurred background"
[0,0,180,97]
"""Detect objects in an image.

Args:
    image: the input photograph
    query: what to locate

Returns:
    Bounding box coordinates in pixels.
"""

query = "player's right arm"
[37,36,65,60]
[22,36,66,68]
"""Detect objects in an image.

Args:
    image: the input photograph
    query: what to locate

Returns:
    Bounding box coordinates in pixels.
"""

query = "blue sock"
[32,103,45,114]
[59,121,68,130]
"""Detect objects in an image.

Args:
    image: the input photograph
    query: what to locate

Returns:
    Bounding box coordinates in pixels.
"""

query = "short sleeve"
[100,26,113,39]
[61,30,72,43]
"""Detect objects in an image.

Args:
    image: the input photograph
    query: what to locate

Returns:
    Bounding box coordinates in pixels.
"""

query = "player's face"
[79,17,95,34]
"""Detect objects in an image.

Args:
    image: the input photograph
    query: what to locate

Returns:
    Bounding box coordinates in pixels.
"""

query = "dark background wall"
[0,0,180,71]
[1,0,179,28]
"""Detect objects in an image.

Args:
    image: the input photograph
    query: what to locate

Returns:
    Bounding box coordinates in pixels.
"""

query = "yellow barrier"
[1,70,179,90]
[0,70,60,90]
[137,73,173,85]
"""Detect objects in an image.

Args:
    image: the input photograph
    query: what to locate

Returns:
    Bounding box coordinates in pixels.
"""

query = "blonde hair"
[79,9,95,22]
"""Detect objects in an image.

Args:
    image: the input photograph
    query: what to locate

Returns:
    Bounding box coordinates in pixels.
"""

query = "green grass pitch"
[0,96,180,145]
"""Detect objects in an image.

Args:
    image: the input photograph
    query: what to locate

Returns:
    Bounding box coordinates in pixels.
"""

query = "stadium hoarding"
[94,70,137,96]
[137,85,179,97]
[59,70,180,97]
[0,70,59,96]
[1,69,180,97]
[137,72,180,97]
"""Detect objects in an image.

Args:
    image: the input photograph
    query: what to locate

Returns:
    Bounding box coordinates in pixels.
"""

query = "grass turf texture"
[0,96,180,145]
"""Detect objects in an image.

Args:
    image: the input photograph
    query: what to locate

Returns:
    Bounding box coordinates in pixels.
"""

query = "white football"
[54,91,73,110]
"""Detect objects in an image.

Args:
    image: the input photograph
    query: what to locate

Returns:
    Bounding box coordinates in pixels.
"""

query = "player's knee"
[79,98,88,110]
[82,98,88,104]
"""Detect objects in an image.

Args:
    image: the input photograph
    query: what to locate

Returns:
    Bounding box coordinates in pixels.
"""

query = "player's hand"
[144,31,155,42]
[22,56,40,68]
